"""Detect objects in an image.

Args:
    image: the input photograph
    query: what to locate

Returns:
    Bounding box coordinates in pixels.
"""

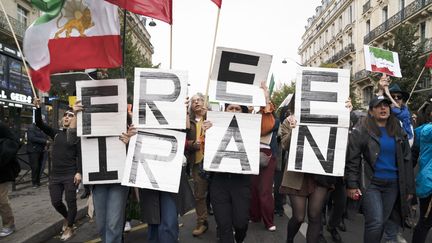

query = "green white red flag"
[24,0,122,92]
[364,45,402,77]
[106,0,172,24]
[212,0,222,8]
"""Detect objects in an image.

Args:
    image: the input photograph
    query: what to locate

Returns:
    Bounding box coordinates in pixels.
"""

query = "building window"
[382,6,388,22]
[366,20,371,34]
[349,5,353,23]
[420,22,426,42]
[339,16,343,32]
[363,86,374,106]
[399,0,405,10]
[17,5,28,26]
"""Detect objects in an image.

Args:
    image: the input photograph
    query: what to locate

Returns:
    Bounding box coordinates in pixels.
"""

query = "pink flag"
[211,0,222,8]
[106,0,172,24]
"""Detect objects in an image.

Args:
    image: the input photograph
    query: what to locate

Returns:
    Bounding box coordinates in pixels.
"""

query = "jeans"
[383,219,399,241]
[148,192,179,243]
[93,184,129,243]
[192,163,208,226]
[362,178,399,243]
[0,182,14,227]
[412,195,432,243]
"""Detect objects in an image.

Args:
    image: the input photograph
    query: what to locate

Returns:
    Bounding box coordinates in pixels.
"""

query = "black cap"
[388,83,409,101]
[369,95,392,109]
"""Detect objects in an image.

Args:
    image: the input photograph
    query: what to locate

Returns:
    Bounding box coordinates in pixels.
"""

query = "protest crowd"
[1,1,432,243]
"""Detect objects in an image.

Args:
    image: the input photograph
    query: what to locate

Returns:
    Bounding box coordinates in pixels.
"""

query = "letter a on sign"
[209,47,272,106]
[287,67,350,176]
[76,79,127,137]
[122,129,186,193]
[204,111,261,175]
[133,68,187,129]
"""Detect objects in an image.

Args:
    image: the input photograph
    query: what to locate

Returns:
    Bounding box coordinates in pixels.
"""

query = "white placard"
[287,67,350,176]
[364,45,402,78]
[122,129,186,193]
[81,136,126,184]
[204,111,261,175]
[209,47,272,106]
[76,79,127,137]
[133,68,187,129]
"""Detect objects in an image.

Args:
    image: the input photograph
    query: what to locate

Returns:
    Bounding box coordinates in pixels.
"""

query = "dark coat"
[0,123,21,183]
[26,124,48,153]
[139,166,195,224]
[185,119,200,164]
[345,120,415,225]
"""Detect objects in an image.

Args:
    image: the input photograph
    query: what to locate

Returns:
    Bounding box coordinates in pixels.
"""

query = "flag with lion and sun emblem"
[23,0,122,92]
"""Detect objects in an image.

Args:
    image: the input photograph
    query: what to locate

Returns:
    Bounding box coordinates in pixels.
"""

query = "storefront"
[0,42,34,141]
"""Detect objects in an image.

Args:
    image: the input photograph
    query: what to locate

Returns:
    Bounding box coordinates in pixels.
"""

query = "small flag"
[364,45,402,77]
[24,0,122,92]
[269,74,275,96]
[106,0,172,24]
[425,53,432,68]
[211,0,222,8]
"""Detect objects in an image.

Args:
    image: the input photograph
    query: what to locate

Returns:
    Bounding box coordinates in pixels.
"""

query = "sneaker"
[192,222,208,236]
[0,225,15,237]
[396,233,407,243]
[62,219,68,232]
[267,225,276,232]
[326,225,342,243]
[124,221,131,232]
[60,226,73,241]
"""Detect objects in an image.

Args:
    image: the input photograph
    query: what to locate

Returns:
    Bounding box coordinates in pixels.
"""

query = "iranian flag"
[364,45,402,77]
[23,0,122,92]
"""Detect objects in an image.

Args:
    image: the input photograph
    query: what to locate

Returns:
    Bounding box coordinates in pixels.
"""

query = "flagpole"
[121,9,128,78]
[407,66,425,103]
[170,25,173,69]
[204,7,221,108]
[0,0,37,98]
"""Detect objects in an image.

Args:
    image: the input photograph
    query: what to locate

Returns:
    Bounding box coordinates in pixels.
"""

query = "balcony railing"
[326,43,355,64]
[364,0,432,44]
[363,0,371,14]
[0,11,26,39]
[354,69,370,81]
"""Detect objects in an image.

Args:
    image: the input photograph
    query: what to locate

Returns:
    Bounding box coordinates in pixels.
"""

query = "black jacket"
[0,123,21,183]
[26,124,48,153]
[345,119,415,224]
[35,108,81,175]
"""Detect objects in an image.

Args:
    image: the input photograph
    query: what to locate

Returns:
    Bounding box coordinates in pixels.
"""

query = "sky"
[146,0,322,94]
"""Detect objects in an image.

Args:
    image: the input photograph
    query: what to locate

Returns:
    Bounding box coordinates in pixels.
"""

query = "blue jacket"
[414,123,432,198]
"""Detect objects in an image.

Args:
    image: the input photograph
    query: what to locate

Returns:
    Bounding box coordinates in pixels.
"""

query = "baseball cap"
[369,95,391,109]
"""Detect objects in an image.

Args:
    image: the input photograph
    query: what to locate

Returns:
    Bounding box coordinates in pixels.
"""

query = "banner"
[209,47,272,106]
[122,129,186,193]
[204,111,261,175]
[76,79,127,137]
[81,136,126,184]
[287,67,350,176]
[133,68,187,129]
[364,45,402,77]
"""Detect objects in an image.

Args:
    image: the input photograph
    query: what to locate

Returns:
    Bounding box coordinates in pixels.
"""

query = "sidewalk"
[0,178,88,243]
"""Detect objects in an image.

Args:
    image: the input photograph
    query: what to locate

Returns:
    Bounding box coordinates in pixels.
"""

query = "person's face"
[62,112,75,127]
[191,95,204,113]
[391,92,404,107]
[226,104,242,113]
[369,102,390,121]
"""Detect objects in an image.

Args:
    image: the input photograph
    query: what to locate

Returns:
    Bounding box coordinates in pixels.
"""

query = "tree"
[384,23,428,111]
[271,81,295,110]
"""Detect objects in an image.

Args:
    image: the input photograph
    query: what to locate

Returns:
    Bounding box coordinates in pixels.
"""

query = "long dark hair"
[362,113,402,137]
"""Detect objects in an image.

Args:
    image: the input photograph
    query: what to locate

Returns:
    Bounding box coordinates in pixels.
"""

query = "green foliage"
[271,82,295,110]
[384,24,428,110]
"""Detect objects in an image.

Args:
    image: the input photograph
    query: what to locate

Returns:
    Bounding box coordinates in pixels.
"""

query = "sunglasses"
[391,95,403,100]
[63,113,75,118]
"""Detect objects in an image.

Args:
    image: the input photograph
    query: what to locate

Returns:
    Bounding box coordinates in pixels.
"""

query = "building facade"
[299,0,432,108]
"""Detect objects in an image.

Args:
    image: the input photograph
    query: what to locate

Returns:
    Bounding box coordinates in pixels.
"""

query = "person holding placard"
[345,95,414,243]
[185,93,211,236]
[34,98,82,241]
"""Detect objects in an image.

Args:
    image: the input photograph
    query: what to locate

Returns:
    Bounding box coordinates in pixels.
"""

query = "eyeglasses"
[63,113,75,118]
[391,95,403,100]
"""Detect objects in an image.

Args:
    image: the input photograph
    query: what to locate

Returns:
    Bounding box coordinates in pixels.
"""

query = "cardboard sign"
[133,68,187,129]
[76,79,127,137]
[81,136,126,184]
[364,45,402,77]
[204,111,261,175]
[122,129,186,193]
[287,67,350,176]
[209,47,272,106]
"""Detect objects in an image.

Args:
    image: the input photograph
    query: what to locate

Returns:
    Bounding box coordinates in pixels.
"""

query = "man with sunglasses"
[34,98,82,241]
